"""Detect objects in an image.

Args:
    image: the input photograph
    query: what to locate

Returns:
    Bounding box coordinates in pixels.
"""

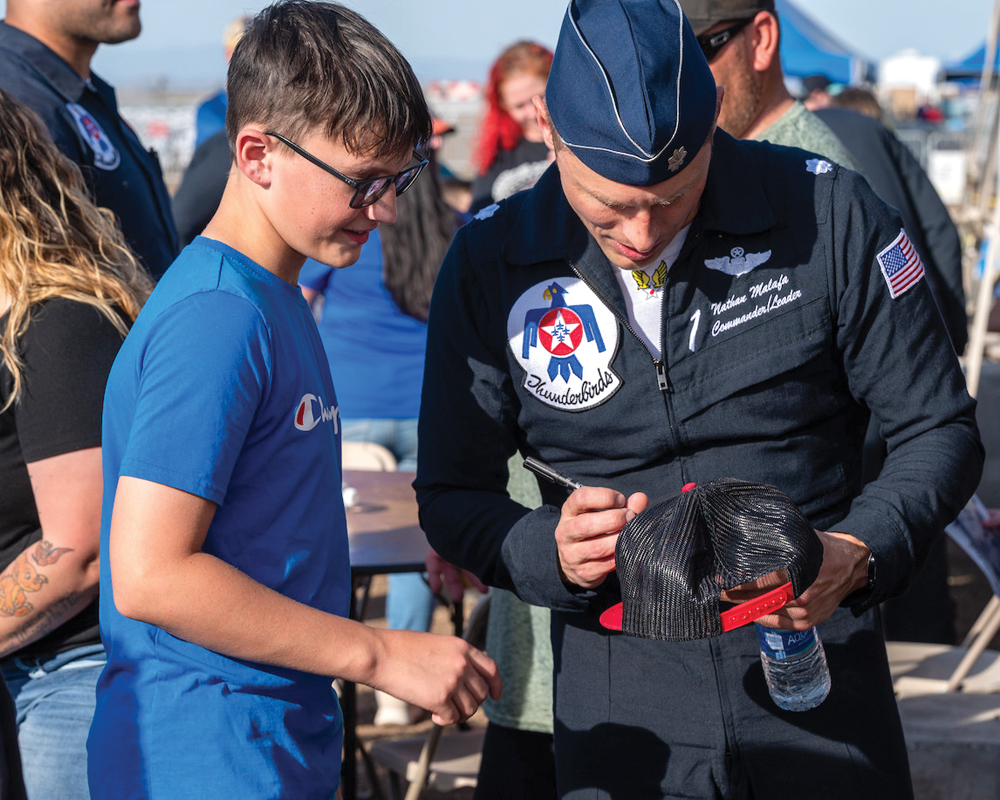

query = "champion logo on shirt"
[294,393,339,432]
[65,103,120,170]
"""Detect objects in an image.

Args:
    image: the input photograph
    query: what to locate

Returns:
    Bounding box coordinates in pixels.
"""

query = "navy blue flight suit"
[416,131,983,799]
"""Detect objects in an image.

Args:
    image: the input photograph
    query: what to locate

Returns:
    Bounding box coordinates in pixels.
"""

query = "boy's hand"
[425,548,488,603]
[372,630,501,726]
[555,487,648,589]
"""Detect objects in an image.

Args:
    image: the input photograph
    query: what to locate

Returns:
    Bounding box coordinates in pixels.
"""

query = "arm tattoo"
[7,592,88,652]
[0,541,74,617]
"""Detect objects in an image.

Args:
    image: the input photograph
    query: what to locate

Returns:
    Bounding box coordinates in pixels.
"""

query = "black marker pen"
[523,457,583,492]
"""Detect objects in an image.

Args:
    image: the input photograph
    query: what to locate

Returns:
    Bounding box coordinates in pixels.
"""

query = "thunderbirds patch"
[507,279,622,411]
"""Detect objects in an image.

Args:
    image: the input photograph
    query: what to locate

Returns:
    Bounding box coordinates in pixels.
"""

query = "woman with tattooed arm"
[0,89,151,800]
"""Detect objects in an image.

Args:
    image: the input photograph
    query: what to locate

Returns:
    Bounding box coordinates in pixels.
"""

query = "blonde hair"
[0,88,153,411]
[222,14,251,58]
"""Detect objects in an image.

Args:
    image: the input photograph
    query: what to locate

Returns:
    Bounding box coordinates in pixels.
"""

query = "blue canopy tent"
[775,0,875,85]
[942,42,1000,83]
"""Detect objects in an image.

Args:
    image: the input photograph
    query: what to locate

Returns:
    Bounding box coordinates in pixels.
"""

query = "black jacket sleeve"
[826,172,982,609]
[886,128,967,352]
[171,130,231,247]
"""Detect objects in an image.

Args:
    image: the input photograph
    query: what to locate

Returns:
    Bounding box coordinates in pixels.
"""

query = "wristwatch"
[865,550,877,588]
[843,549,877,608]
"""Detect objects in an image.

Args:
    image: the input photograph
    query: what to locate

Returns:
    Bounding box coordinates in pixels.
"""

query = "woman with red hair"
[469,41,553,214]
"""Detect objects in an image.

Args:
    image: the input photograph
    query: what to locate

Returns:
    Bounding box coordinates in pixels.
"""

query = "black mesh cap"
[600,479,824,641]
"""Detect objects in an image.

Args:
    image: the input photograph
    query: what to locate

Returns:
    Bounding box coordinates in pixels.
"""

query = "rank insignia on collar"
[667,147,687,172]
[474,203,500,220]
[631,261,668,297]
[806,158,834,175]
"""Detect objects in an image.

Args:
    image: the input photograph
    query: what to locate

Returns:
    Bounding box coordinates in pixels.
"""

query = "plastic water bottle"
[755,623,831,711]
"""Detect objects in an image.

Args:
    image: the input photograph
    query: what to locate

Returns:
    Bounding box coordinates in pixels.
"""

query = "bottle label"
[756,625,817,659]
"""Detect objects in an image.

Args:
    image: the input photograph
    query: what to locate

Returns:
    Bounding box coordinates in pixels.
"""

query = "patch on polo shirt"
[877,229,924,299]
[508,278,622,412]
[66,103,120,170]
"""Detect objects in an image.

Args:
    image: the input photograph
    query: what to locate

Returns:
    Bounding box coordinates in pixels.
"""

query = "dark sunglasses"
[696,18,754,63]
[265,131,428,209]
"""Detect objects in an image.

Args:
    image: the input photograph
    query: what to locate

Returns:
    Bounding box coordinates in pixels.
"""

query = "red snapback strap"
[719,581,794,632]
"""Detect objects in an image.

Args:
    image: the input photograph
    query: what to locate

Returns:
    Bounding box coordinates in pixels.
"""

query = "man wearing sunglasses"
[681,0,856,169]
[683,0,969,649]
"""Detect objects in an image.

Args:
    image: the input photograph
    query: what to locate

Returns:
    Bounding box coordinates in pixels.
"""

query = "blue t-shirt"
[299,230,427,419]
[89,238,350,799]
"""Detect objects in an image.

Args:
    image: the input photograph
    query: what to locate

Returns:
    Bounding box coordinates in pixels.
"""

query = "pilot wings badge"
[704,246,771,277]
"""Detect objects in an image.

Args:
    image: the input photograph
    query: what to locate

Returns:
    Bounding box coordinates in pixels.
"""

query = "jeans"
[342,418,436,632]
[2,644,105,800]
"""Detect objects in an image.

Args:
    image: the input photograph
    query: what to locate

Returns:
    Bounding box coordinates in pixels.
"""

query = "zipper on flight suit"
[655,361,669,391]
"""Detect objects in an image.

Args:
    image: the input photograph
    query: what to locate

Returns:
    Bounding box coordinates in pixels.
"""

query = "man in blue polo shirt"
[0,0,179,279]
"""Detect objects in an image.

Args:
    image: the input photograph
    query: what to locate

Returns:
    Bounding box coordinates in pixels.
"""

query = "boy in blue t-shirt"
[87,3,500,797]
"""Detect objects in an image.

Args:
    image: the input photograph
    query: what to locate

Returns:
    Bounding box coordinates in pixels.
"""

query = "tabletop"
[341,468,433,800]
[344,469,429,575]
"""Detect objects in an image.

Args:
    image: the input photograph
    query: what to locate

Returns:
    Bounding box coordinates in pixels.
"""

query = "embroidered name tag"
[706,273,803,339]
[507,278,622,412]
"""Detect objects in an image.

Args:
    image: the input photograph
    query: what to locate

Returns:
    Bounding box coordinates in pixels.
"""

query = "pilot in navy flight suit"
[415,2,983,798]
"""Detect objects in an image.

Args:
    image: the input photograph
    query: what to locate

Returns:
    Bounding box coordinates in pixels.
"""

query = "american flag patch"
[876,230,924,299]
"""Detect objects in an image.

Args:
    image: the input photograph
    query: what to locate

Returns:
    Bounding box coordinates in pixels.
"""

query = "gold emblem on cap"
[668,147,687,172]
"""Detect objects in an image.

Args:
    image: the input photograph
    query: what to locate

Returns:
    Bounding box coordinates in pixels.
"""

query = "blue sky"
[0,0,993,89]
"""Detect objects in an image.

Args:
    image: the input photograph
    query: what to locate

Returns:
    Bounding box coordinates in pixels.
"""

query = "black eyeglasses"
[265,131,428,209]
[696,18,754,63]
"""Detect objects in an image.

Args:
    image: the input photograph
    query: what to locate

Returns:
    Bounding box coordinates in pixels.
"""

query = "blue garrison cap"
[546,0,717,186]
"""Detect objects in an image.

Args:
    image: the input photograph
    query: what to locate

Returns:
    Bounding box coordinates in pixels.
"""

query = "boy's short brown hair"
[226,0,431,159]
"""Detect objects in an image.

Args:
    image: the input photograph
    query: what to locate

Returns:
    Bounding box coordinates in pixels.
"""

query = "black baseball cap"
[678,0,775,37]
[599,478,824,641]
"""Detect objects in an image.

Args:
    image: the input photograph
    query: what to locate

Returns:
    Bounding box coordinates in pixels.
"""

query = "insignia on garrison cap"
[668,147,688,172]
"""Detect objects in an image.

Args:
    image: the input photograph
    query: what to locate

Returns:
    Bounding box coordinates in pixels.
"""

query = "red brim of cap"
[599,581,795,634]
